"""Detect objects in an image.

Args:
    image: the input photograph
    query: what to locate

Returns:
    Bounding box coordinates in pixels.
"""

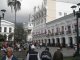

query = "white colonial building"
[23,21,33,42]
[32,13,80,47]
[0,20,14,41]
[32,0,80,47]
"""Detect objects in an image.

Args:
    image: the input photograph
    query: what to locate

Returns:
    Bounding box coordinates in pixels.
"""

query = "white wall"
[56,2,74,19]
[0,20,14,41]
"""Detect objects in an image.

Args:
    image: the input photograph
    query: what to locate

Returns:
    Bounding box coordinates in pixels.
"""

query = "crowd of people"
[1,41,63,60]
[25,44,63,60]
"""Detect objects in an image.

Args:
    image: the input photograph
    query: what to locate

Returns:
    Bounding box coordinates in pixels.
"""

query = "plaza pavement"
[35,47,75,57]
[0,47,75,60]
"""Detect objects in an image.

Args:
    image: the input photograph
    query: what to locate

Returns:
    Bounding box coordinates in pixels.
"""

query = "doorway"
[69,37,73,48]
[52,38,55,46]
[48,39,50,46]
[56,38,60,47]
[62,37,66,47]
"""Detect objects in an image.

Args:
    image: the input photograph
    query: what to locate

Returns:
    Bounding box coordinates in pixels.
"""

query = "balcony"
[66,30,71,34]
[51,33,54,36]
[55,32,59,35]
[73,29,76,33]
[60,31,64,35]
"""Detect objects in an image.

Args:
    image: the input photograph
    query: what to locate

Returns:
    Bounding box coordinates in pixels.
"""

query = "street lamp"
[71,3,80,56]
[0,9,6,27]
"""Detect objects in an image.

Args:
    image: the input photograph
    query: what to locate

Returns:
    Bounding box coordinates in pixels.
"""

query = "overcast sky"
[56,0,80,4]
[0,0,43,23]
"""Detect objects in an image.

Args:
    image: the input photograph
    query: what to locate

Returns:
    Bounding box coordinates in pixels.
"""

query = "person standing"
[40,42,42,48]
[41,47,52,60]
[1,47,18,60]
[1,41,9,56]
[53,48,63,60]
[25,45,40,60]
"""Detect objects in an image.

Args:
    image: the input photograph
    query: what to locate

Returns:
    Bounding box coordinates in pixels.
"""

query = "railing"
[73,29,76,33]
[60,31,64,35]
[55,32,59,35]
[66,30,71,34]
[51,33,54,36]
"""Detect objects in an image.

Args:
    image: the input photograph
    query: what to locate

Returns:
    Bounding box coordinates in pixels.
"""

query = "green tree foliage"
[8,33,14,40]
[0,34,4,42]
[7,0,21,12]
[14,23,27,42]
[0,34,7,42]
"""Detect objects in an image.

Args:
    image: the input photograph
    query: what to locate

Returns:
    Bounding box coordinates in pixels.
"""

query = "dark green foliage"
[14,23,27,42]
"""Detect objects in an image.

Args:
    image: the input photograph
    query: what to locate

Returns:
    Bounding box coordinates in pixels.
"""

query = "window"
[9,28,12,33]
[64,13,67,16]
[4,27,7,32]
[62,26,64,31]
[41,19,43,23]
[59,12,62,16]
[68,26,71,30]
[0,27,1,32]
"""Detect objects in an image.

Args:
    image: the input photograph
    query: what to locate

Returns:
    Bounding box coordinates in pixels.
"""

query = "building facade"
[32,13,80,47]
[46,0,74,22]
[32,0,80,47]
[23,21,33,42]
[0,20,14,41]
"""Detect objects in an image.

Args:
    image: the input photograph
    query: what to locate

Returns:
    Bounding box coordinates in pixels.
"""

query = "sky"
[56,0,80,4]
[0,0,43,23]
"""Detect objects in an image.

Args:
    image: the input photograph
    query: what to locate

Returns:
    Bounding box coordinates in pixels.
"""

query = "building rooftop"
[56,0,80,4]
[46,13,76,25]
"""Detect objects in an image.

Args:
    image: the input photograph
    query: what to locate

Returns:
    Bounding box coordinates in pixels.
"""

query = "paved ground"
[0,47,76,60]
[35,47,75,57]
[17,47,75,60]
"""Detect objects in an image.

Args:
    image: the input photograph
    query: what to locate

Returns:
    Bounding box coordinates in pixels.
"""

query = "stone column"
[65,37,69,47]
[60,38,62,44]
[54,38,57,46]
[73,36,76,44]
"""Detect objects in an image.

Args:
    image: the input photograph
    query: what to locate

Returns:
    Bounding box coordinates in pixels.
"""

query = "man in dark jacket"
[53,48,63,60]
[41,47,52,60]
[25,45,40,60]
[2,47,18,60]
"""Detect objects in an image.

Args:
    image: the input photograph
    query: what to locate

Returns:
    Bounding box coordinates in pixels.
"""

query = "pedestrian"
[59,44,63,50]
[25,45,40,60]
[26,44,32,56]
[1,47,18,60]
[40,42,42,48]
[1,41,9,57]
[53,48,63,60]
[41,47,52,60]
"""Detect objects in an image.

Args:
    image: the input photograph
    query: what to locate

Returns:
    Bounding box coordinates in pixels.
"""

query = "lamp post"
[71,3,80,56]
[0,9,6,27]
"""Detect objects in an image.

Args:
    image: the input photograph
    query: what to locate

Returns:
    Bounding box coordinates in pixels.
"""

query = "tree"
[8,33,14,40]
[3,34,7,40]
[14,23,27,42]
[7,0,21,41]
[7,0,21,24]
[0,34,7,41]
[0,34,4,42]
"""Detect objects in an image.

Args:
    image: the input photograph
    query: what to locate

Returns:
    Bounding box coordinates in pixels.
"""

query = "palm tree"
[8,0,21,26]
[7,0,21,40]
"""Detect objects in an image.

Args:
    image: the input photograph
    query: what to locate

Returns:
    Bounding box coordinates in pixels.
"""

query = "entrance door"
[48,39,50,46]
[62,37,66,47]
[56,38,60,47]
[69,37,73,48]
[52,38,55,46]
